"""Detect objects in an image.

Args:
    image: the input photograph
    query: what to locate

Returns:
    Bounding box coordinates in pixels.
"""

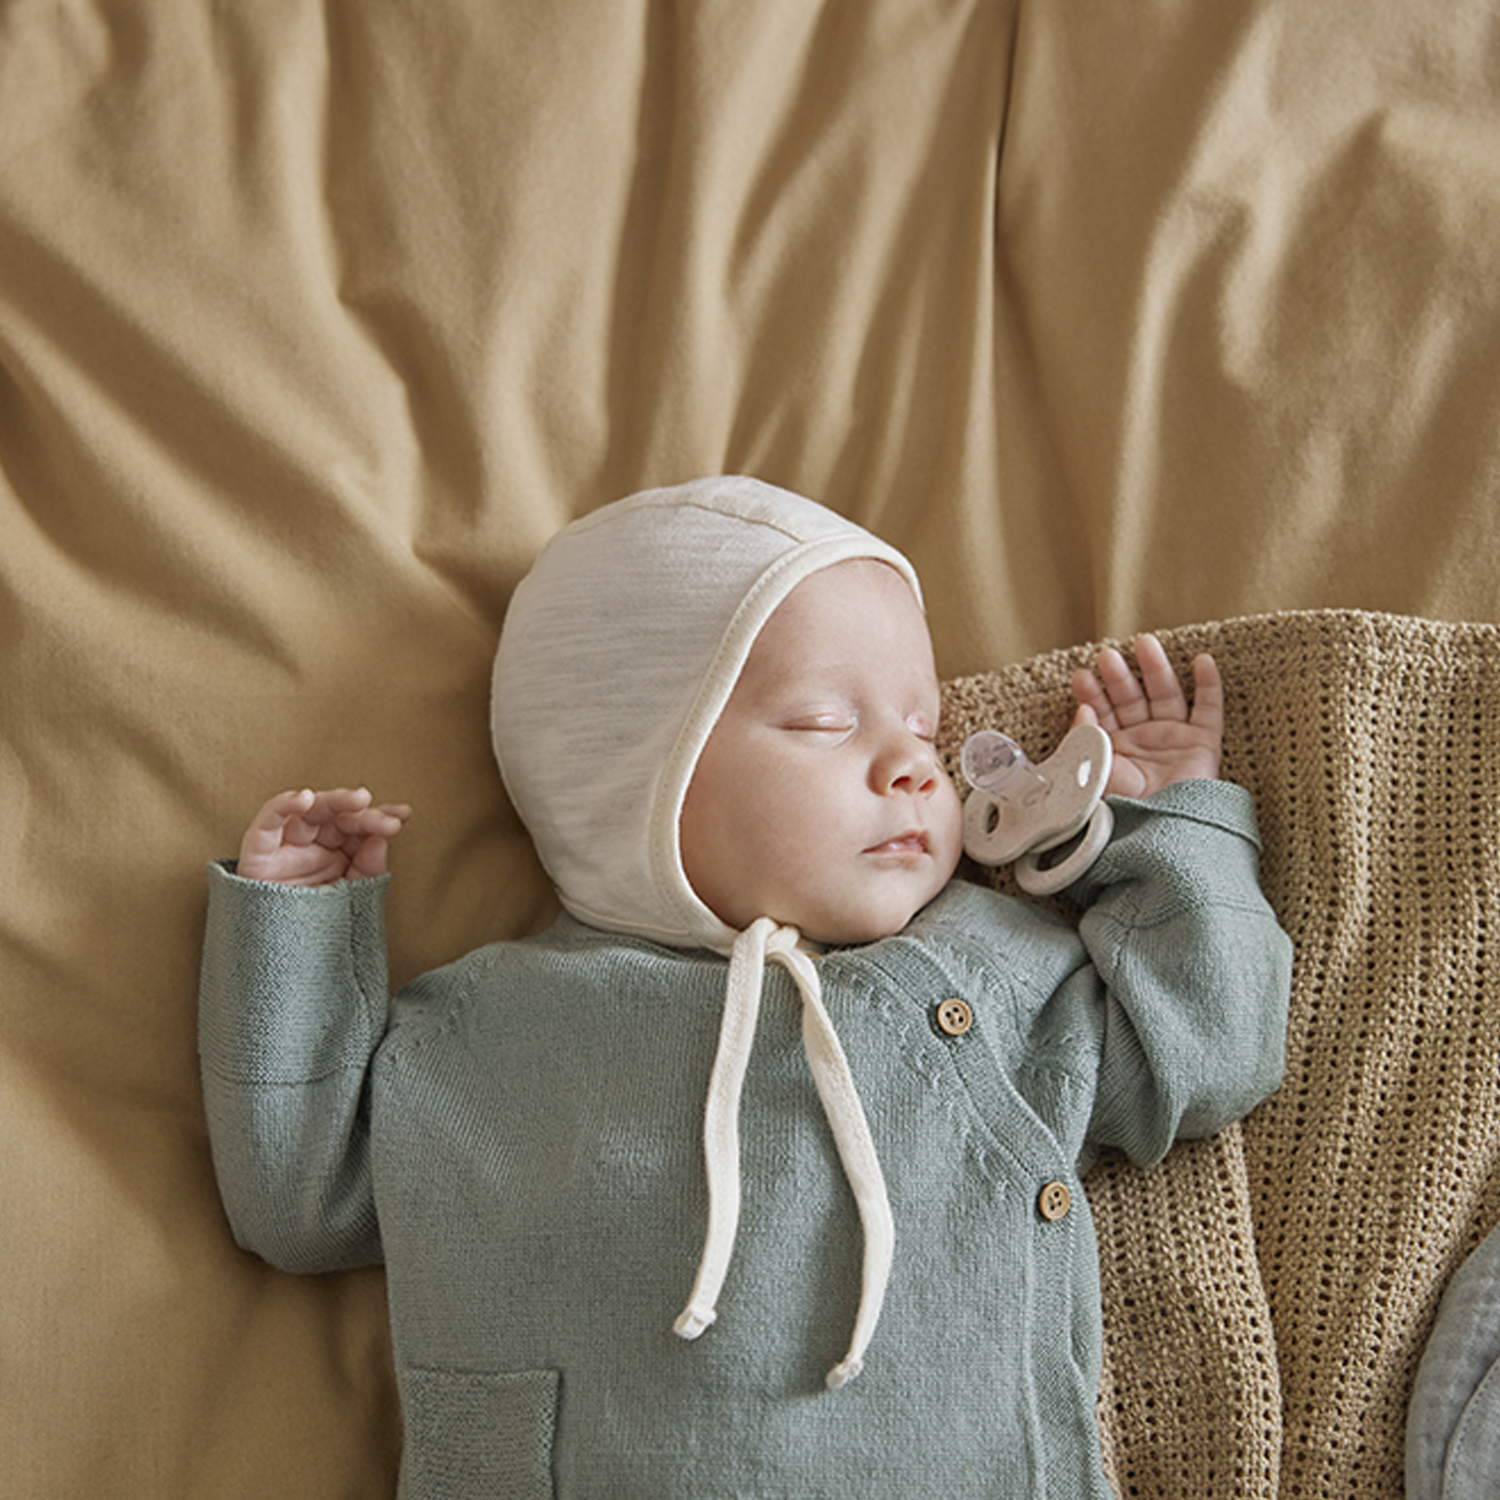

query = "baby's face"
[680,559,963,945]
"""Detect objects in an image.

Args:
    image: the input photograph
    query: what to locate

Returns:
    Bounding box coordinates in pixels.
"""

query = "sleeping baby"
[199,475,1292,1497]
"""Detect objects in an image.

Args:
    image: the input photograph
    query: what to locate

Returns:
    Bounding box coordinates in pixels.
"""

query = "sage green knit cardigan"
[200,780,1290,1499]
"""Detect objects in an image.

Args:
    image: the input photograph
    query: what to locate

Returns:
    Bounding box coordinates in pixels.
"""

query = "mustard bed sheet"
[3,3,1498,1495]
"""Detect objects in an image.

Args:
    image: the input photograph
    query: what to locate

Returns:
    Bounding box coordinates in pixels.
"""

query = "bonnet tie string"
[673,917,896,1389]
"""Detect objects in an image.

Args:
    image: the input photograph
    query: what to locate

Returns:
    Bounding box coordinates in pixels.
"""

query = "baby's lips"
[863,830,929,856]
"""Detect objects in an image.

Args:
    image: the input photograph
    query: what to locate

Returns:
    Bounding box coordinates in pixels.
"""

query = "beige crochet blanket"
[938,609,1500,1500]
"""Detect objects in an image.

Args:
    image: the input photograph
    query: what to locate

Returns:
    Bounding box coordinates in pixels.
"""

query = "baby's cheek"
[935,790,966,873]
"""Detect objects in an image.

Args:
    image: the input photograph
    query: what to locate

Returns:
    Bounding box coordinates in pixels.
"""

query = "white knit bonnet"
[491,475,922,1389]
[491,475,922,954]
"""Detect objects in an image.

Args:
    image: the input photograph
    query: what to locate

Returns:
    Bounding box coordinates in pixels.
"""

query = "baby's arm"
[1033,641,1290,1163]
[1071,634,1222,796]
[1058,645,1290,1160]
[201,786,409,1273]
[238,787,411,884]
[1067,781,1293,1164]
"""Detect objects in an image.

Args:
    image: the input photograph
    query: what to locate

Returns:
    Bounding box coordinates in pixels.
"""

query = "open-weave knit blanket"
[937,609,1500,1500]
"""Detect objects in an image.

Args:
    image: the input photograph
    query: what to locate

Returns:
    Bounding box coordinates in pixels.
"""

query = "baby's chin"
[796,891,943,949]
[699,849,960,947]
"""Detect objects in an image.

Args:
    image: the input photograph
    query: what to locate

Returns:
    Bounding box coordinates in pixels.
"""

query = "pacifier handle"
[959,722,1113,885]
[1014,802,1114,896]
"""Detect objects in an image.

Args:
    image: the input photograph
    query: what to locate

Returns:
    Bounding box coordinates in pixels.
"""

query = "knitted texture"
[490,477,919,953]
[937,609,1500,1500]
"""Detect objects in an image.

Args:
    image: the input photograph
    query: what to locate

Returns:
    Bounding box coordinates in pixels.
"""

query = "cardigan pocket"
[399,1366,560,1500]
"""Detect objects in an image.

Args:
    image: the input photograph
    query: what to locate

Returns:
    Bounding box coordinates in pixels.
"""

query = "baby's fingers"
[328,799,412,880]
[1129,634,1194,721]
[301,790,412,847]
[253,787,316,826]
[348,835,394,879]
[239,788,317,855]
[1079,643,1158,728]
[1188,653,1224,735]
[1071,665,1114,730]
[306,786,374,828]
[241,787,387,852]
[331,801,413,843]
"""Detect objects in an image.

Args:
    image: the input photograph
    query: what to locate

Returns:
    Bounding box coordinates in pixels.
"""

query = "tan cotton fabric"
[3,0,1500,1494]
[940,611,1500,1499]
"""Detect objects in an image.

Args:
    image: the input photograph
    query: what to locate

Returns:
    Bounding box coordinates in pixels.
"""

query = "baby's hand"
[1071,635,1222,797]
[237,788,412,885]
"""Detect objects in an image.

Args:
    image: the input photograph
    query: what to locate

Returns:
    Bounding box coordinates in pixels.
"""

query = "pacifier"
[959,723,1114,896]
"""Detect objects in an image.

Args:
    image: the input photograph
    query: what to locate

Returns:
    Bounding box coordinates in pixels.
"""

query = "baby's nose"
[878,738,941,795]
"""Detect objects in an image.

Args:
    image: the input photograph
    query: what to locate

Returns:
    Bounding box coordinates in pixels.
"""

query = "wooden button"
[935,998,973,1037]
[1038,1181,1072,1221]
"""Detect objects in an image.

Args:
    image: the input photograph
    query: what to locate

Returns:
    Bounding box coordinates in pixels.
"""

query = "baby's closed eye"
[786,717,858,735]
[781,710,856,734]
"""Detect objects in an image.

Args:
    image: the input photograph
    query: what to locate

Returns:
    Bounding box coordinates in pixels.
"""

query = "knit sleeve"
[198,860,389,1272]
[1069,781,1293,1166]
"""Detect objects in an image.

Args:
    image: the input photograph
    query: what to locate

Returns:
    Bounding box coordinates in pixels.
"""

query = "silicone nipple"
[960,731,1048,805]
